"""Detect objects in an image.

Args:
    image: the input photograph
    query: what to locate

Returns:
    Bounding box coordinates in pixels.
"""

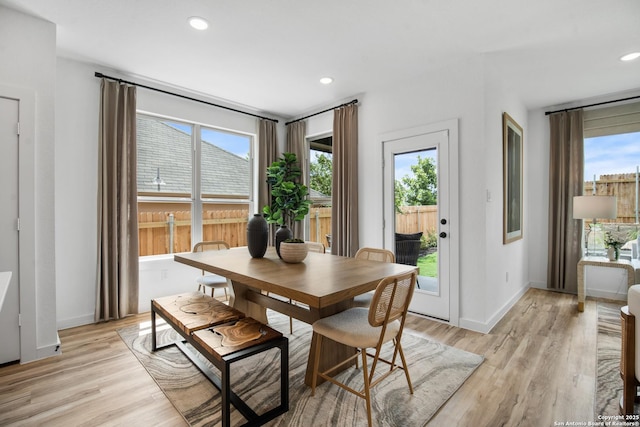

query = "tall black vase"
[275,225,293,258]
[247,214,268,258]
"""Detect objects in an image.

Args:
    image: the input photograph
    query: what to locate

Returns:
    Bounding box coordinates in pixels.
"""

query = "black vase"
[275,225,293,258]
[247,214,268,258]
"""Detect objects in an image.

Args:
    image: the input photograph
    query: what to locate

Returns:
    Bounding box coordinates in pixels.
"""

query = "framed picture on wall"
[503,112,523,244]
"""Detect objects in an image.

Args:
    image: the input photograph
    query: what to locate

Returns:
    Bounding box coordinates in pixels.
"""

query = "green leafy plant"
[283,238,304,243]
[422,230,438,249]
[263,152,312,228]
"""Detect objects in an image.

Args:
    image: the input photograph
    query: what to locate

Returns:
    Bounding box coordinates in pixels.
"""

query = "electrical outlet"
[506,272,509,282]
[160,269,168,280]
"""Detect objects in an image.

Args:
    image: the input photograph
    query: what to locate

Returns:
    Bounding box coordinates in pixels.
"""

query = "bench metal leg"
[151,307,157,351]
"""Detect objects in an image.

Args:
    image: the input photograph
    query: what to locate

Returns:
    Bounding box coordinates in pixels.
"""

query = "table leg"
[577,262,585,312]
[304,300,354,386]
[228,279,268,324]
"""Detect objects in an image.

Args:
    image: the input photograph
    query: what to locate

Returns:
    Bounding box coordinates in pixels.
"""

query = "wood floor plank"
[0,288,601,426]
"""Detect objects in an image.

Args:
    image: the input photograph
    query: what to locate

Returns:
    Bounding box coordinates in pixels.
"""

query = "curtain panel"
[257,119,278,242]
[331,103,359,256]
[96,79,139,321]
[286,121,308,238]
[547,109,584,293]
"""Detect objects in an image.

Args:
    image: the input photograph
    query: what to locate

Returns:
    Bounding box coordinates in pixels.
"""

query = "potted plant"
[279,238,309,263]
[263,152,311,256]
[604,230,627,261]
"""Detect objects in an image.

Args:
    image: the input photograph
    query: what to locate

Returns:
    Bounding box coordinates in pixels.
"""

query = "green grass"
[417,252,438,277]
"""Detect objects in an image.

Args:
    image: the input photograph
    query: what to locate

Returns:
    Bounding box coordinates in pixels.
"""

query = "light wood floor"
[0,288,601,426]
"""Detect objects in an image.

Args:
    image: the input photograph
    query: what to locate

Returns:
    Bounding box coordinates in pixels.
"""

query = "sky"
[394,148,438,181]
[168,122,250,157]
[584,131,640,181]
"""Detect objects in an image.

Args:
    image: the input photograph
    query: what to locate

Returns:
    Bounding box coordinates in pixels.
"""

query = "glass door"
[383,129,450,321]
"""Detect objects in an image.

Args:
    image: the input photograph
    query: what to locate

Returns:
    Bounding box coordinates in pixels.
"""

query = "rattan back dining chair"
[310,270,417,427]
[352,247,395,308]
[193,241,231,301]
[305,241,326,254]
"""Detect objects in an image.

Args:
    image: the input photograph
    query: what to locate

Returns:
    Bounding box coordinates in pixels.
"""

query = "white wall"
[357,56,492,329]
[55,58,101,328]
[480,60,530,330]
[0,6,59,361]
[526,108,550,289]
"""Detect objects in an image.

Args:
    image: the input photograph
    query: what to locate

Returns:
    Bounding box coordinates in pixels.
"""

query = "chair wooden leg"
[396,340,414,394]
[311,333,322,396]
[361,347,373,427]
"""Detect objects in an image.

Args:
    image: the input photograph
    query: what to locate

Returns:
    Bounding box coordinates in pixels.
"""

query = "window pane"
[202,202,249,248]
[309,149,332,246]
[583,131,640,255]
[138,201,192,255]
[137,115,192,196]
[200,127,250,198]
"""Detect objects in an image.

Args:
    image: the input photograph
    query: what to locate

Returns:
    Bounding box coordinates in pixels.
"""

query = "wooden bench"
[151,292,289,426]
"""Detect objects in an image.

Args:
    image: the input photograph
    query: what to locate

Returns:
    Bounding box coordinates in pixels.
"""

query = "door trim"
[0,84,37,362]
[379,119,459,327]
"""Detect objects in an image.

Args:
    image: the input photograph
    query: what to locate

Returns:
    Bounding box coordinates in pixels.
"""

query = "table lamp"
[573,195,617,256]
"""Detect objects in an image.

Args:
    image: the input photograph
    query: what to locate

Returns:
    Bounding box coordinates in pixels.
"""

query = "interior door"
[0,96,20,364]
[383,128,450,321]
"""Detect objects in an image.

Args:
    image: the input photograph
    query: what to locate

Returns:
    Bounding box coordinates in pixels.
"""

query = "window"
[137,114,253,256]
[308,135,332,247]
[582,101,640,255]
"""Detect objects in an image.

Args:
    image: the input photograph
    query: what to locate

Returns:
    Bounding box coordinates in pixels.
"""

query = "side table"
[577,256,635,312]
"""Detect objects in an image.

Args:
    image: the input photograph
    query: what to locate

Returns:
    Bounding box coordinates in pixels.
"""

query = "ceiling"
[2,0,639,118]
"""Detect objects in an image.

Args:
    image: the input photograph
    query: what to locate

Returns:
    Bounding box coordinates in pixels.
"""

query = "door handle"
[439,232,447,238]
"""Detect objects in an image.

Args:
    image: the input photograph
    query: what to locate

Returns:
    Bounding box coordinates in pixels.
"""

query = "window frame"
[137,111,255,255]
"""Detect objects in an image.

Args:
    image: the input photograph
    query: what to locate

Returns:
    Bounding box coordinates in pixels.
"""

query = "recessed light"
[188,17,209,30]
[319,77,334,85]
[620,52,640,62]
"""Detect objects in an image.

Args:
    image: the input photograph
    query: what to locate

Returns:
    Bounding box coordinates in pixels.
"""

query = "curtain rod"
[285,99,358,125]
[545,94,640,116]
[95,72,279,123]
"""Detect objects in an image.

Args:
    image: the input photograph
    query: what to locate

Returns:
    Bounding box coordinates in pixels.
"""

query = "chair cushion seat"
[352,292,373,308]
[312,308,400,348]
[196,274,228,288]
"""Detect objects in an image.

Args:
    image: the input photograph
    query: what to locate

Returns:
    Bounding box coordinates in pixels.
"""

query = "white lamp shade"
[573,195,617,219]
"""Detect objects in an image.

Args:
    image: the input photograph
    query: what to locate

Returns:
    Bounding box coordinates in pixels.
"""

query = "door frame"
[379,119,459,326]
[0,84,37,362]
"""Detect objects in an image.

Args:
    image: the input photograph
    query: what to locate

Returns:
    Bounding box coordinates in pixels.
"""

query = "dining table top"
[174,246,418,309]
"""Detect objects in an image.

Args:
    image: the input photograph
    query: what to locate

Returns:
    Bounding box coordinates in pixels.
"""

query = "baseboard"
[587,288,628,302]
[57,313,95,330]
[529,281,546,290]
[459,284,530,334]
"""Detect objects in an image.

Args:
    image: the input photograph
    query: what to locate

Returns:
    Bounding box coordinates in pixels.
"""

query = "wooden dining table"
[174,246,418,385]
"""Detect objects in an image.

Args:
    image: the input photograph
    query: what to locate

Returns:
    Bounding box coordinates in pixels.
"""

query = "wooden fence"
[138,204,439,256]
[584,173,639,223]
[139,209,250,256]
[395,205,438,235]
[309,207,332,247]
